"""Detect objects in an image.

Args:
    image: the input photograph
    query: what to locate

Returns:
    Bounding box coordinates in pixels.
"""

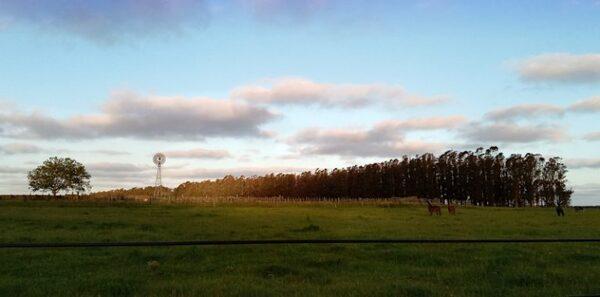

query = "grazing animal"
[574,206,585,213]
[447,204,456,215]
[426,200,441,216]
[556,205,565,217]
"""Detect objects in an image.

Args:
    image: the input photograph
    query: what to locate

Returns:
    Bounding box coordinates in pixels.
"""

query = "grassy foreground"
[1,200,599,296]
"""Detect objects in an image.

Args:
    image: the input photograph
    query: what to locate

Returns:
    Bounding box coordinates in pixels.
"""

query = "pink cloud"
[232,77,448,108]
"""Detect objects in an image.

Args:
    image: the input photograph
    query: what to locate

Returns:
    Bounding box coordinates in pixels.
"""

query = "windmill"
[153,152,166,200]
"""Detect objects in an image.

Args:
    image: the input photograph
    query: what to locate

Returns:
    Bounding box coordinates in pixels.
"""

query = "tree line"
[173,147,572,206]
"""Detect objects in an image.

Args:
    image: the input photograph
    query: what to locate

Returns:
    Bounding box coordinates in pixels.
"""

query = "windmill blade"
[153,153,166,165]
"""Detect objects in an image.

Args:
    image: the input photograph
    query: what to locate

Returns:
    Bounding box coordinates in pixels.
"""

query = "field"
[1,200,600,297]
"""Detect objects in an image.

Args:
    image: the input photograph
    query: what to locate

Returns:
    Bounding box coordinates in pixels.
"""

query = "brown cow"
[427,200,441,216]
[447,204,456,215]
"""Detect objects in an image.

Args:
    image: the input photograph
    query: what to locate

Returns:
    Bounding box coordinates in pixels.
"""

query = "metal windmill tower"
[153,152,166,200]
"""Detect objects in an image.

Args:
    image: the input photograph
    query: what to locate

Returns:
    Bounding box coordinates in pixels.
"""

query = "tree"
[161,147,575,207]
[541,157,573,206]
[28,157,91,197]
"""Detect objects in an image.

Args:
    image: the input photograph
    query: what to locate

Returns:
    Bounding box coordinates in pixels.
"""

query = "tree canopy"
[28,157,91,196]
[173,147,572,206]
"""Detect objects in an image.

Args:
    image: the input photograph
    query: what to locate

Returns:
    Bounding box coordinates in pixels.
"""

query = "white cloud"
[86,163,309,188]
[583,131,600,141]
[87,162,148,173]
[485,104,565,121]
[483,96,600,121]
[0,90,276,140]
[461,122,567,143]
[515,53,600,83]
[86,162,154,185]
[289,116,463,157]
[0,144,131,156]
[0,143,44,155]
[566,158,600,169]
[88,150,131,156]
[0,166,27,175]
[169,166,308,179]
[231,77,448,108]
[572,183,600,206]
[165,148,231,159]
[568,96,600,112]
[374,116,468,131]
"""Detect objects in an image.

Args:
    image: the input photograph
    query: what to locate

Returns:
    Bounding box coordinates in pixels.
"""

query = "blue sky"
[0,0,599,204]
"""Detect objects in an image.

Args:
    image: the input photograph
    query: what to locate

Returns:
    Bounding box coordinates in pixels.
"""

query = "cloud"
[373,116,467,131]
[0,143,131,156]
[0,0,339,43]
[244,0,330,21]
[0,90,276,140]
[484,96,600,121]
[0,143,44,155]
[169,166,308,180]
[0,166,27,175]
[515,53,600,84]
[165,148,231,159]
[0,0,209,44]
[0,18,10,30]
[583,131,600,141]
[485,104,565,121]
[572,183,600,206]
[461,122,567,143]
[86,163,309,188]
[88,150,131,156]
[86,162,153,182]
[568,96,600,112]
[566,158,600,169]
[288,116,463,157]
[85,161,209,189]
[87,162,147,173]
[231,77,448,109]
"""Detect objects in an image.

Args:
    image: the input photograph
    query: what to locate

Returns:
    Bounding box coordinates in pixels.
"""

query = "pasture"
[1,200,599,296]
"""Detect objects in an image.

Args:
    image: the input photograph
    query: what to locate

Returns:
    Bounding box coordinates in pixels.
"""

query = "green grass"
[1,200,599,296]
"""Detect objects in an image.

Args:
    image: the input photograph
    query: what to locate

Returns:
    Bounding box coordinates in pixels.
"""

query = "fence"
[1,194,432,207]
[3,238,600,249]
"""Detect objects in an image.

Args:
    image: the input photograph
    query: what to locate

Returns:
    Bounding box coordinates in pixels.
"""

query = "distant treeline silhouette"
[167,147,571,207]
[92,147,572,206]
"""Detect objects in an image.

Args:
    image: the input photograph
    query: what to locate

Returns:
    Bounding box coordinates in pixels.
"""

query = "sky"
[0,0,599,205]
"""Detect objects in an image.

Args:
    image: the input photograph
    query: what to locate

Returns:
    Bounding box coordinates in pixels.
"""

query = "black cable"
[2,238,600,249]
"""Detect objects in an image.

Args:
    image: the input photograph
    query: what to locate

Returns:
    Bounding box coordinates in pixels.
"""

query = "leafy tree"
[541,157,573,206]
[131,147,574,207]
[28,157,91,197]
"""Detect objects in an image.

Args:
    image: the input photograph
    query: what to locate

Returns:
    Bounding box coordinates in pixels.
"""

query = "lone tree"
[28,157,91,197]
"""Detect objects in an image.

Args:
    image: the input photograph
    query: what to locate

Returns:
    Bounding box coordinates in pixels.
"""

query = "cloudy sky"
[0,0,599,204]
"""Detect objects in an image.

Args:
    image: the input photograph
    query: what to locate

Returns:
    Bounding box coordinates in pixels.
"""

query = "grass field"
[1,200,600,297]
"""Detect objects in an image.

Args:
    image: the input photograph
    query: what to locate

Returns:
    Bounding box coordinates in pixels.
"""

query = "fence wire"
[2,238,600,249]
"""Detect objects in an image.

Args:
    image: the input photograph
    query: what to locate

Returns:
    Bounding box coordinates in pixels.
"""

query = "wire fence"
[2,238,600,249]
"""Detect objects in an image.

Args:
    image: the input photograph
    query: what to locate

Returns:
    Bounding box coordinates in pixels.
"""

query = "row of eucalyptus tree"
[172,147,572,206]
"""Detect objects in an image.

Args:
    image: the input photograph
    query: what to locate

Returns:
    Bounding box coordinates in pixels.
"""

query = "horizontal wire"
[2,238,600,249]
